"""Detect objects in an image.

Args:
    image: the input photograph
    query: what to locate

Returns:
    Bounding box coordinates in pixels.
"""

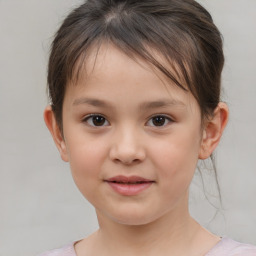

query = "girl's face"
[52,45,207,225]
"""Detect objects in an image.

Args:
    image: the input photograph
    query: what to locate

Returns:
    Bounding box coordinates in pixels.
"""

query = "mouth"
[104,176,155,196]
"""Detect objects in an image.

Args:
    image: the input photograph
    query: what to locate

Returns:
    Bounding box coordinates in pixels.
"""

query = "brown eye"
[147,115,172,127]
[84,115,109,127]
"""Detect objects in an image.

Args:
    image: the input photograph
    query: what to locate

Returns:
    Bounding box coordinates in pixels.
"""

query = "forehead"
[64,44,199,116]
[72,43,189,91]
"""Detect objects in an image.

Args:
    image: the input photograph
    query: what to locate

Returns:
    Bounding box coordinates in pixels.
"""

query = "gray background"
[0,1,255,255]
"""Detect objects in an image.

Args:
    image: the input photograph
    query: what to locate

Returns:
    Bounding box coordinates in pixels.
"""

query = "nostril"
[109,136,146,164]
[113,157,141,165]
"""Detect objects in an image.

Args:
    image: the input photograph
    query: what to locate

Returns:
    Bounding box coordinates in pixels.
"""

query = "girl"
[41,0,256,255]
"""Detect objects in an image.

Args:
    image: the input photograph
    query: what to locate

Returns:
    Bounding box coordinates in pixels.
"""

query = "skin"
[44,44,228,256]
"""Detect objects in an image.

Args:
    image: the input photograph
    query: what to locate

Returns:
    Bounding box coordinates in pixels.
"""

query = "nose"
[109,126,146,165]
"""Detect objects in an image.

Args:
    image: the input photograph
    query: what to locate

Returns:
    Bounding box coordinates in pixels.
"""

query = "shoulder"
[206,237,256,256]
[38,243,76,256]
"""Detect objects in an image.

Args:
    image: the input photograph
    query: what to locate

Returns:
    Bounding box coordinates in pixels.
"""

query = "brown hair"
[48,0,224,129]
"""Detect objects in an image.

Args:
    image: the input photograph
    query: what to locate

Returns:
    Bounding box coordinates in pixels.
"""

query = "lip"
[104,175,154,196]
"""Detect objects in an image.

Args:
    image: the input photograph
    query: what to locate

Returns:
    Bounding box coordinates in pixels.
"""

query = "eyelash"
[82,114,110,127]
[146,115,174,127]
[82,114,174,127]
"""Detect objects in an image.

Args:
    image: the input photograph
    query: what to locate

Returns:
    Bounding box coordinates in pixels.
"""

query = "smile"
[104,176,155,196]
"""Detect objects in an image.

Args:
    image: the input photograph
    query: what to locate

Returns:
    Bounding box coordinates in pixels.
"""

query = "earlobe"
[199,102,229,159]
[44,105,69,162]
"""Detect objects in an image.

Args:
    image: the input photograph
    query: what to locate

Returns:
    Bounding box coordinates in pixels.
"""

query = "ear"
[199,102,229,159]
[44,105,69,162]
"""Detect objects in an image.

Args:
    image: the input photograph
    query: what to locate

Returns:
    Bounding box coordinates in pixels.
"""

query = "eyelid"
[82,113,110,127]
[146,114,174,127]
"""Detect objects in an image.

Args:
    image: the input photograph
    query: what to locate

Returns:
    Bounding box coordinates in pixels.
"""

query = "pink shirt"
[39,238,256,256]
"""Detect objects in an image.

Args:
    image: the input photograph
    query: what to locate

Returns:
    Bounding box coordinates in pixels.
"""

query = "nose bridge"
[109,123,145,164]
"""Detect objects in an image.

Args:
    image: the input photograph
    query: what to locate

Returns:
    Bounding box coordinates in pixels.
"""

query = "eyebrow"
[73,98,110,107]
[139,99,185,109]
[72,97,185,109]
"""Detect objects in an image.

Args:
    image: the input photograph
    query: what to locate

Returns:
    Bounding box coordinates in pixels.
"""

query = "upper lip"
[105,175,154,183]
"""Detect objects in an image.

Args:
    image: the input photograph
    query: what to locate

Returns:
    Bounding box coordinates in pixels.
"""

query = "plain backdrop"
[0,1,256,255]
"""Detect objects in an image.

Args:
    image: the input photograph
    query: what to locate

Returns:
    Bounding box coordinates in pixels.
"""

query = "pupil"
[153,116,165,126]
[93,116,105,126]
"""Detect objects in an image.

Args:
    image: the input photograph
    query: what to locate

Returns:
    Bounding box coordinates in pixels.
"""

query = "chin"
[96,200,168,227]
[107,209,161,226]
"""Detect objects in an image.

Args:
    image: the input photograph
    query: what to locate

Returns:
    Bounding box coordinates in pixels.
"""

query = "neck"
[75,196,220,256]
[94,202,201,256]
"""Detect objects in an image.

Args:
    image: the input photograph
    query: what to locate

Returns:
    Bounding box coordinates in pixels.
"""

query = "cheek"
[150,129,201,188]
[65,135,108,189]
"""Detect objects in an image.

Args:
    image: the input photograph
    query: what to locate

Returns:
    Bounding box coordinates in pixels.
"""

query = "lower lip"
[106,182,153,196]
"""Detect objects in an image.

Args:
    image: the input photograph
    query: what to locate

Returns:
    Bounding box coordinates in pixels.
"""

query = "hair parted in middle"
[48,0,224,129]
